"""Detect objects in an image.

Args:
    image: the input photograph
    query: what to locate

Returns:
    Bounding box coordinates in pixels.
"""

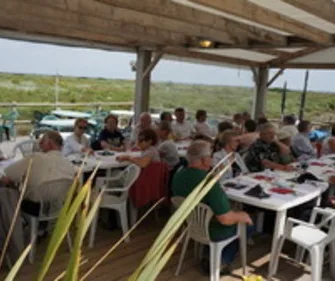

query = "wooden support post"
[252,67,269,119]
[281,81,288,120]
[299,70,309,121]
[134,49,152,122]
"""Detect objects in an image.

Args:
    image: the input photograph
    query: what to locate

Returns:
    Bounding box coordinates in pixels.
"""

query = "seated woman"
[117,128,160,168]
[321,124,335,155]
[98,114,125,152]
[212,130,248,183]
[62,118,93,157]
[157,121,179,170]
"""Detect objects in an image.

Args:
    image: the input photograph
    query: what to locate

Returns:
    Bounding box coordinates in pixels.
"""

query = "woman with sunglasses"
[62,118,93,157]
[117,128,160,168]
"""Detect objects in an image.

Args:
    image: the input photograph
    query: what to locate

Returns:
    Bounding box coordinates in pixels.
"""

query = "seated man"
[238,119,259,152]
[1,131,75,203]
[292,120,317,160]
[281,114,298,138]
[244,123,294,172]
[98,114,125,151]
[130,112,153,145]
[193,109,215,138]
[171,107,193,141]
[172,140,252,272]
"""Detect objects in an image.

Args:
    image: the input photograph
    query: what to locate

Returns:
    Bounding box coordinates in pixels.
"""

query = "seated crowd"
[1,107,335,276]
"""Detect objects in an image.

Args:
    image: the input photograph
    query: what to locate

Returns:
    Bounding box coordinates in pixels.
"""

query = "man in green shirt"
[172,140,252,272]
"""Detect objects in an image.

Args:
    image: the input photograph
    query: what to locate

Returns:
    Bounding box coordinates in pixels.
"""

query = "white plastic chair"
[171,196,247,281]
[89,164,141,248]
[269,207,335,281]
[12,139,37,158]
[22,178,73,263]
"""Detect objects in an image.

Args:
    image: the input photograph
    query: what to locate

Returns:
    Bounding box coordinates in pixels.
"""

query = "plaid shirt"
[244,139,282,172]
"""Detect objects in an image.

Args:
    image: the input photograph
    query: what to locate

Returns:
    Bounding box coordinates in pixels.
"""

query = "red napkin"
[309,162,327,167]
[254,175,273,181]
[270,188,294,194]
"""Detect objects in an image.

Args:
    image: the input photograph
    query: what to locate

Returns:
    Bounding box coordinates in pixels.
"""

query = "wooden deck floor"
[0,213,331,281]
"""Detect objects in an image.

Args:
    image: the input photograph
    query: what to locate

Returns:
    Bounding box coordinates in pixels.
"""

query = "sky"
[1,38,335,92]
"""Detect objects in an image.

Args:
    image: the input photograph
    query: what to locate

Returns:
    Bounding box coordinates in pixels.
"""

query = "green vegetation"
[0,72,334,122]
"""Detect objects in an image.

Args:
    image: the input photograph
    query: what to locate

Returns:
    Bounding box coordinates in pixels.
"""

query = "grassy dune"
[0,72,334,122]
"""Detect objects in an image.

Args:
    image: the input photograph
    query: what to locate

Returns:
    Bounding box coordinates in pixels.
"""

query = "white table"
[51,109,92,119]
[68,151,141,173]
[39,119,97,128]
[222,168,330,277]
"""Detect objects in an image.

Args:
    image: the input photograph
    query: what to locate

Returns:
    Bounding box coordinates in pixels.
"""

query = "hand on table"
[283,165,296,172]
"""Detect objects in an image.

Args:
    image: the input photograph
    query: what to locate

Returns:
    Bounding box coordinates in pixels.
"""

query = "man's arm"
[216,211,253,225]
[2,157,30,186]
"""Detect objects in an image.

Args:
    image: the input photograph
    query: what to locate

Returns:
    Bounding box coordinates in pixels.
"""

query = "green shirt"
[172,167,235,241]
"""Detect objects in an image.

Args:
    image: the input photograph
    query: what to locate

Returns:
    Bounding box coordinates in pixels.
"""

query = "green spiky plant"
[3,152,235,281]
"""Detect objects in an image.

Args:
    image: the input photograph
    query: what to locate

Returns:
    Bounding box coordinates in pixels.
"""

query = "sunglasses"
[78,126,87,130]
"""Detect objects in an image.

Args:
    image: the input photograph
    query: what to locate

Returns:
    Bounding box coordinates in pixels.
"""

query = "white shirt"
[62,133,89,157]
[141,146,161,162]
[212,149,249,184]
[171,121,193,139]
[4,151,75,201]
[158,140,179,169]
[281,125,298,138]
[193,122,215,138]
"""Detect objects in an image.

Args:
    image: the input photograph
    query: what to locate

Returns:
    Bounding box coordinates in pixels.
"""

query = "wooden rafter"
[282,0,335,25]
[98,0,287,46]
[264,47,325,67]
[166,47,260,67]
[190,0,333,44]
[266,68,285,88]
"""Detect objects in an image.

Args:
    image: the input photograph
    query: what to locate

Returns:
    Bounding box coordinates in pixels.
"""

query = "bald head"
[39,131,63,152]
[139,112,152,129]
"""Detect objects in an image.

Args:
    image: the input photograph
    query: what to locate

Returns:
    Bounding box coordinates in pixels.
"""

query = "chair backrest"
[171,196,213,244]
[117,164,141,201]
[33,178,73,218]
[129,162,169,208]
[12,139,37,158]
[318,208,335,244]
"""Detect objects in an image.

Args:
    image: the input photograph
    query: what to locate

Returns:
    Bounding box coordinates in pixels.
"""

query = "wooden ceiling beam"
[282,0,335,25]
[166,47,261,67]
[33,0,237,45]
[280,63,335,69]
[264,47,325,68]
[1,0,188,48]
[97,0,288,46]
[191,0,333,45]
